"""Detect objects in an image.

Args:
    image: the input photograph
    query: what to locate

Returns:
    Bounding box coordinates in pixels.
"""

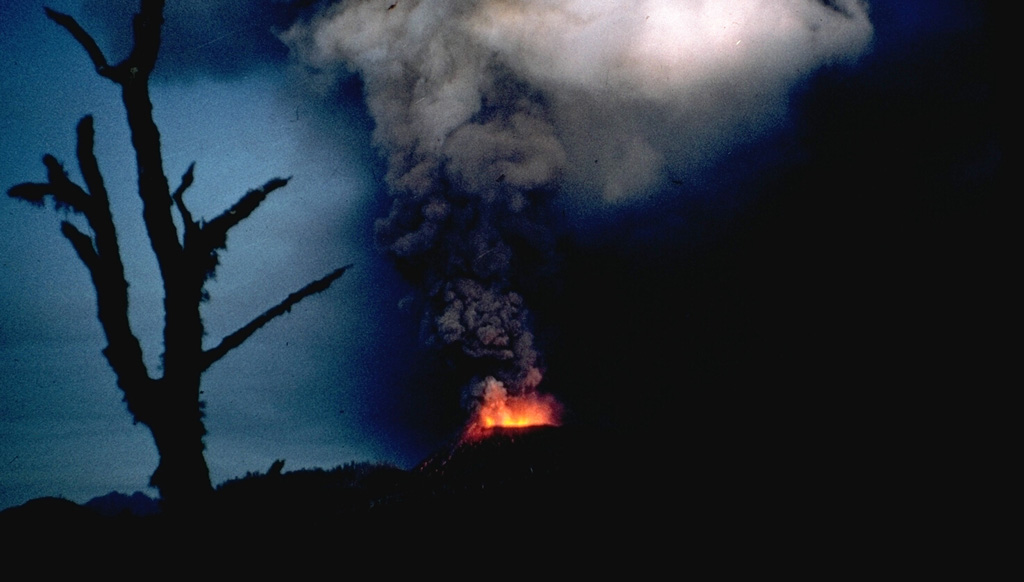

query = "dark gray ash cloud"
[279,0,874,403]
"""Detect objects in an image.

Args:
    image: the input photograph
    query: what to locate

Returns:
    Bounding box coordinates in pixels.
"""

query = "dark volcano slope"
[381,425,636,525]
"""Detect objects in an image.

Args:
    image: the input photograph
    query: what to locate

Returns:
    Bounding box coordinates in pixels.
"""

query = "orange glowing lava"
[464,376,562,439]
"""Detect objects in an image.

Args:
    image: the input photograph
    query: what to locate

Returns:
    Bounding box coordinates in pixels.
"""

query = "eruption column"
[282,0,873,409]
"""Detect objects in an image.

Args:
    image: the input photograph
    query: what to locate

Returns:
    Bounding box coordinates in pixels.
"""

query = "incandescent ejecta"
[282,0,873,412]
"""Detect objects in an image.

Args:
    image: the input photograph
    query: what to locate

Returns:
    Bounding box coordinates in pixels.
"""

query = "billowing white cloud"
[285,0,872,201]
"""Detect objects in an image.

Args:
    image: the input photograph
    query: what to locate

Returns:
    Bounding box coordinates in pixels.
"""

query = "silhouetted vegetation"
[0,426,628,546]
[213,460,409,524]
[7,0,349,512]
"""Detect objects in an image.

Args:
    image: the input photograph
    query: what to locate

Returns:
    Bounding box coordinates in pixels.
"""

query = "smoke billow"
[281,0,873,405]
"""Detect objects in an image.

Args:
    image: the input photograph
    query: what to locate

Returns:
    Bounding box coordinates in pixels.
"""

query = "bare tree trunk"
[9,1,351,512]
[147,378,213,510]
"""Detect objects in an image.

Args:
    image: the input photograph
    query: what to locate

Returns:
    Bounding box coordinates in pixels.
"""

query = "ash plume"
[281,0,873,400]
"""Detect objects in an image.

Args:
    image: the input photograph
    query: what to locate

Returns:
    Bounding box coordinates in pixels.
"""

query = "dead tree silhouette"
[7,0,350,512]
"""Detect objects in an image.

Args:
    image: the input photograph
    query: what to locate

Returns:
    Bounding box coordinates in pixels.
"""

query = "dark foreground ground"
[1,420,979,574]
[0,422,832,567]
[0,426,660,561]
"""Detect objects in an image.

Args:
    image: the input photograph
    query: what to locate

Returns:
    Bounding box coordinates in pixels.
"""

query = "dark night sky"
[0,1,998,510]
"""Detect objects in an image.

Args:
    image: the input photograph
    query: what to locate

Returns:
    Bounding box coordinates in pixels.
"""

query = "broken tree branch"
[60,221,99,271]
[200,265,353,371]
[201,177,291,252]
[44,7,115,80]
[45,155,93,214]
[7,182,54,208]
[76,116,109,205]
[7,155,91,215]
[171,162,198,233]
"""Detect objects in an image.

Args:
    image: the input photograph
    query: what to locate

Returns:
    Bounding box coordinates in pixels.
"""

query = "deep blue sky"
[0,1,998,510]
